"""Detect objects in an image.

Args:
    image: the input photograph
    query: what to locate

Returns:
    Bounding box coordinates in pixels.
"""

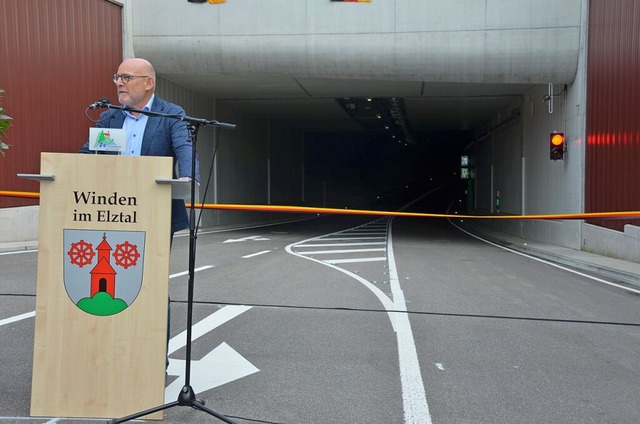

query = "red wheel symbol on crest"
[113,241,140,269]
[68,240,95,268]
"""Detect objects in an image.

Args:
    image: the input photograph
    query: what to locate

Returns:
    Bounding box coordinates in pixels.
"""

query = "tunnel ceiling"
[160,72,533,144]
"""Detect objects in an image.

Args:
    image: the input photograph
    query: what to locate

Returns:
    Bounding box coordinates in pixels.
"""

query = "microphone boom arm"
[90,100,236,129]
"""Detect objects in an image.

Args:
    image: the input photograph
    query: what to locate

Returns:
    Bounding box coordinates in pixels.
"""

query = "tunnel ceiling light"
[335,96,416,146]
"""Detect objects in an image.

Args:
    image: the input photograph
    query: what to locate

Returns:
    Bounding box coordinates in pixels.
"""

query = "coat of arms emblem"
[63,229,145,316]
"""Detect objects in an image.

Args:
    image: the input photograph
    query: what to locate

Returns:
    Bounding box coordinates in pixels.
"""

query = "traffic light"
[550,132,565,160]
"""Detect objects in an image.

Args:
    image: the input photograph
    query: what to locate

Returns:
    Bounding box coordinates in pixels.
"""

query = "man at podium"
[79,57,200,236]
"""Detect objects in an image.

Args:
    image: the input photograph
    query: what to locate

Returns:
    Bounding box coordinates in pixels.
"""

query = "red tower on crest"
[90,234,117,297]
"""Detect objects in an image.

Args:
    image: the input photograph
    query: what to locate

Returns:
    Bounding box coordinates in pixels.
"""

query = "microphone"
[88,98,110,109]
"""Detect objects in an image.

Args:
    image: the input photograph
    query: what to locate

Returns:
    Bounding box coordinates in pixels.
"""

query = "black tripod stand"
[93,100,237,423]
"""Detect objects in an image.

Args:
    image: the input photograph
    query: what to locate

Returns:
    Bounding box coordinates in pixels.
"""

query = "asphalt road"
[1,213,639,424]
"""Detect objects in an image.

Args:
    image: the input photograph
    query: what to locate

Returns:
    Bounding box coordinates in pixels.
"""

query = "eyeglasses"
[112,74,149,84]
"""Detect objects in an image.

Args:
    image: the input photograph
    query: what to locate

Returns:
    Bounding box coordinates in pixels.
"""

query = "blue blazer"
[80,97,200,233]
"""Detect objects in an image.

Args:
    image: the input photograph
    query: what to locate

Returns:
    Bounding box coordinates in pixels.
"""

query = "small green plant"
[0,89,12,157]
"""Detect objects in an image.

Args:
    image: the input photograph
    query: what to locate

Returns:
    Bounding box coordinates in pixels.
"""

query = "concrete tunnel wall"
[472,0,588,251]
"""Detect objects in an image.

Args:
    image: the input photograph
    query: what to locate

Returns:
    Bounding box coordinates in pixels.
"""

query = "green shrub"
[0,89,12,157]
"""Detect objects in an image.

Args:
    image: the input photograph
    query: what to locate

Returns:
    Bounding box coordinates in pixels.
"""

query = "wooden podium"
[29,153,174,420]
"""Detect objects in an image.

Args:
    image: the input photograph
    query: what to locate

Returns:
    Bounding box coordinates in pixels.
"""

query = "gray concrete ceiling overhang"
[152,74,537,137]
[131,0,582,137]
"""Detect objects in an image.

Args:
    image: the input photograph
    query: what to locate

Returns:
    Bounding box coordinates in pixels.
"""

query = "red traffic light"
[550,132,565,160]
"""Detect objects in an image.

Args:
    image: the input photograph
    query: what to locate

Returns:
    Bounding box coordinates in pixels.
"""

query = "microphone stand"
[99,102,238,423]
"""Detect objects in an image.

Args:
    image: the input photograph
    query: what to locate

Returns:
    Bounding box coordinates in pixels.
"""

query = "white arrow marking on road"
[223,235,270,243]
[168,305,253,355]
[166,342,259,401]
[166,305,258,400]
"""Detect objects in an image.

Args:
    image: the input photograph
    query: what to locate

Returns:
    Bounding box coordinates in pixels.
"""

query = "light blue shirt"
[120,95,155,156]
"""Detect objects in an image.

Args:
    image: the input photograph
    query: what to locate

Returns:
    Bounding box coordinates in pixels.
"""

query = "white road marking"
[166,305,258,400]
[298,248,386,255]
[0,419,108,423]
[169,265,214,278]
[339,231,387,235]
[223,235,270,243]
[0,311,35,327]
[321,236,385,241]
[296,242,386,247]
[451,221,640,295]
[0,249,38,256]
[435,363,445,371]
[326,257,387,264]
[164,305,260,401]
[387,221,432,424]
[166,342,259,401]
[0,419,106,423]
[168,305,252,355]
[286,218,432,424]
[242,250,271,258]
